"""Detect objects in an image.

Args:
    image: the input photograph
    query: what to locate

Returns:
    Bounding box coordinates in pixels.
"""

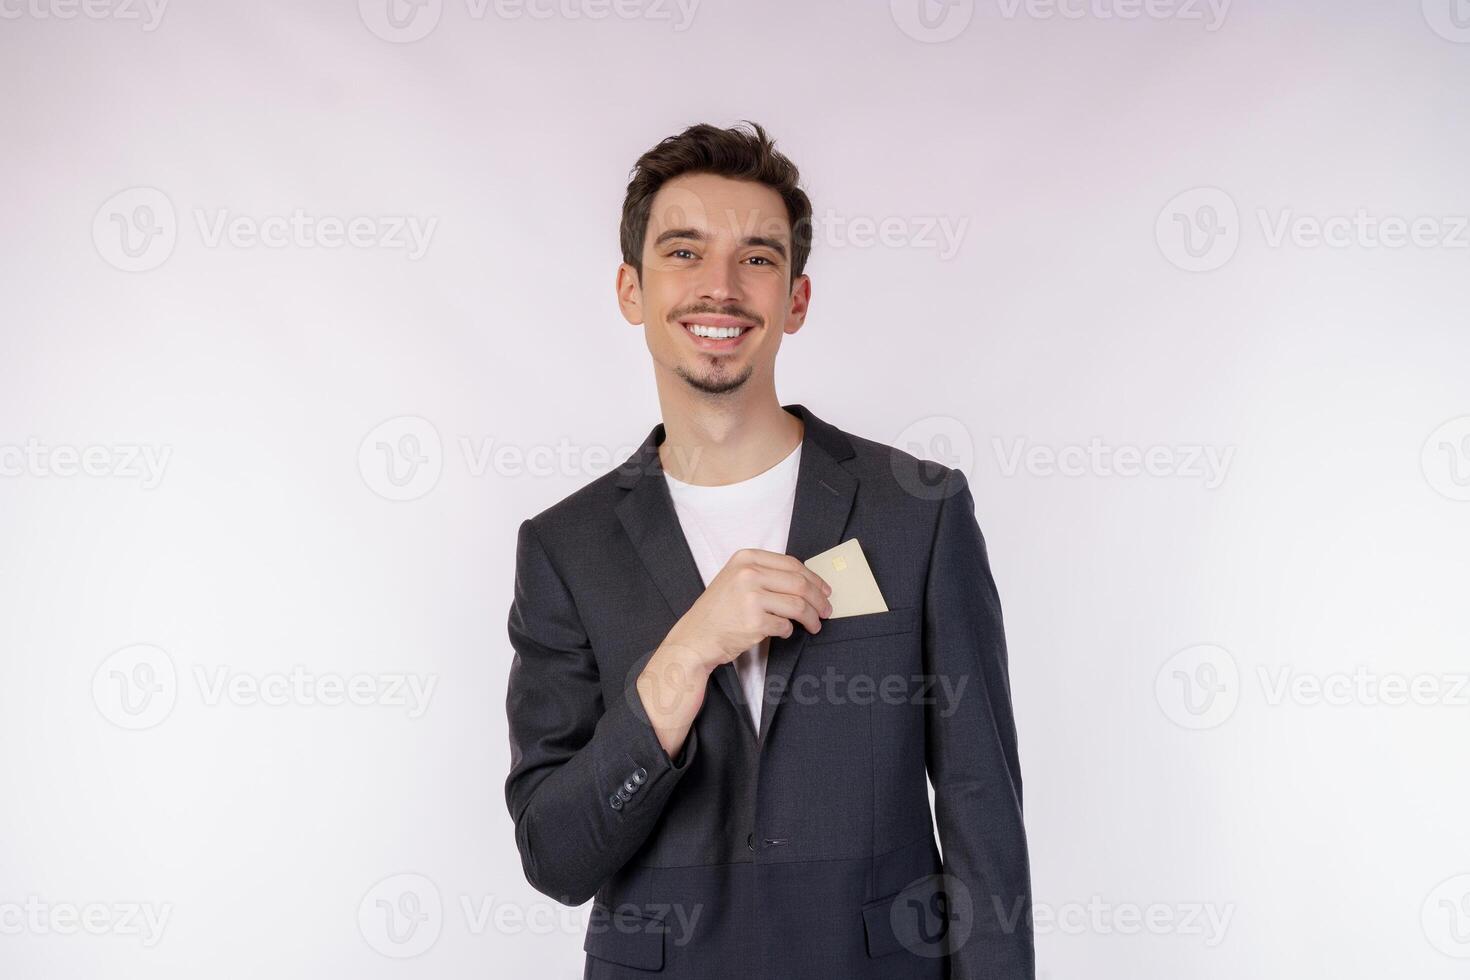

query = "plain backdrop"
[3,0,1469,977]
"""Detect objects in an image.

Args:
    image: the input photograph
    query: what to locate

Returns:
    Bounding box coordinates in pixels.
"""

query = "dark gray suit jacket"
[504,404,1033,979]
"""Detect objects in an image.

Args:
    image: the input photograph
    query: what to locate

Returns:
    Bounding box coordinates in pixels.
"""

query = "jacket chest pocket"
[807,605,919,646]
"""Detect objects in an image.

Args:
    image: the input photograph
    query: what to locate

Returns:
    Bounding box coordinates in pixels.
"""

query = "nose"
[695,252,741,305]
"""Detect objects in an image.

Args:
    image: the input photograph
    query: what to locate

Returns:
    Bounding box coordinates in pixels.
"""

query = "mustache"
[672,306,763,326]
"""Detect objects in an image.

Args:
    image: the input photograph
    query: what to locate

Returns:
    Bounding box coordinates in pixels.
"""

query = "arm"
[923,468,1035,979]
[504,517,699,907]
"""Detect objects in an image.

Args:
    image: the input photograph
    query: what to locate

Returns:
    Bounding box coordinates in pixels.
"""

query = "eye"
[747,255,775,266]
[670,248,697,260]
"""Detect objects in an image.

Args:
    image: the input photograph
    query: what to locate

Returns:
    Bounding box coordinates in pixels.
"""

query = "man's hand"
[637,548,833,758]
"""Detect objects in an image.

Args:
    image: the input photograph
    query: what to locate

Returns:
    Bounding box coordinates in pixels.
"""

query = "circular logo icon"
[93,644,178,730]
[888,873,973,958]
[891,415,974,501]
[1155,643,1239,730]
[1421,416,1470,502]
[359,0,443,43]
[358,873,443,958]
[1422,874,1470,958]
[93,187,177,273]
[359,416,443,502]
[1155,187,1240,272]
[1423,0,1470,43]
[890,0,975,43]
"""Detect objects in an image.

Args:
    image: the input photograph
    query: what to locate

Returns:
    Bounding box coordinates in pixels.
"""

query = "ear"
[615,263,644,325]
[782,274,812,336]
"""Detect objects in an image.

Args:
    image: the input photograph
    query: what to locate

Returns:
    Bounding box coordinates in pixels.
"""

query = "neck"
[655,376,803,486]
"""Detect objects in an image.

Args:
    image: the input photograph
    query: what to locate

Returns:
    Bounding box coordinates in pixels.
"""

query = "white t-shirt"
[663,440,803,732]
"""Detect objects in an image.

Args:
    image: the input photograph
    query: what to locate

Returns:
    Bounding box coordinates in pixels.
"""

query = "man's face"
[617,172,810,396]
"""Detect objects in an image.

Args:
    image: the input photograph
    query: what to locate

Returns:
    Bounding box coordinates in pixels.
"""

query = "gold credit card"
[804,538,888,618]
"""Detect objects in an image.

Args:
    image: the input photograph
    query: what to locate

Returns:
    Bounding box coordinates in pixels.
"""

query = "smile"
[679,318,757,351]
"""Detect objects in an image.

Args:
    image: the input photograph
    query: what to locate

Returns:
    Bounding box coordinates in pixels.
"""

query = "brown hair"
[619,121,813,284]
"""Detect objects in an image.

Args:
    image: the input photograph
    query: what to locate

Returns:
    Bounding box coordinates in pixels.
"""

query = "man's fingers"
[742,550,833,597]
[764,593,824,636]
[756,569,833,617]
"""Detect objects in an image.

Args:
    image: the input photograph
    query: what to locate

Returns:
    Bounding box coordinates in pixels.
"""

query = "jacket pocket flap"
[810,605,919,645]
[861,875,951,959]
[583,905,665,971]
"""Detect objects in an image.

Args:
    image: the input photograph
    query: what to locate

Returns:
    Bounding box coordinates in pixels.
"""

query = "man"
[504,121,1033,979]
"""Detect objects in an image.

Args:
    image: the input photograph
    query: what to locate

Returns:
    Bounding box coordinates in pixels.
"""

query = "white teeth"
[686,323,746,340]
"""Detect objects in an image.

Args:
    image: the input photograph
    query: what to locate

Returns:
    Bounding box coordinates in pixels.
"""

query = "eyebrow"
[653,227,789,260]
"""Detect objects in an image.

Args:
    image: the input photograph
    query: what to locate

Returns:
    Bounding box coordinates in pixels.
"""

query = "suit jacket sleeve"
[923,468,1035,979]
[504,517,698,907]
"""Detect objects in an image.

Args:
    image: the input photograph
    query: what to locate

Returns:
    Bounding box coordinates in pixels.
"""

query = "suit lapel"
[614,403,858,748]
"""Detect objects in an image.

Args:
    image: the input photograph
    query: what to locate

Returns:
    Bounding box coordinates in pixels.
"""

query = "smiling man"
[504,121,1034,979]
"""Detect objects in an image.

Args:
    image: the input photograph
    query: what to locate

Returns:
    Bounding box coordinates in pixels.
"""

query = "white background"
[2,0,1469,977]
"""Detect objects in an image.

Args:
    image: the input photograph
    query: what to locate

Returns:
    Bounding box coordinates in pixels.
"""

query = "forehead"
[646,172,791,243]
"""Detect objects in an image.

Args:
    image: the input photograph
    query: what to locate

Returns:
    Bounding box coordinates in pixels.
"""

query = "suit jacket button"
[609,794,624,810]
[632,767,648,784]
[623,779,639,795]
[746,833,755,851]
